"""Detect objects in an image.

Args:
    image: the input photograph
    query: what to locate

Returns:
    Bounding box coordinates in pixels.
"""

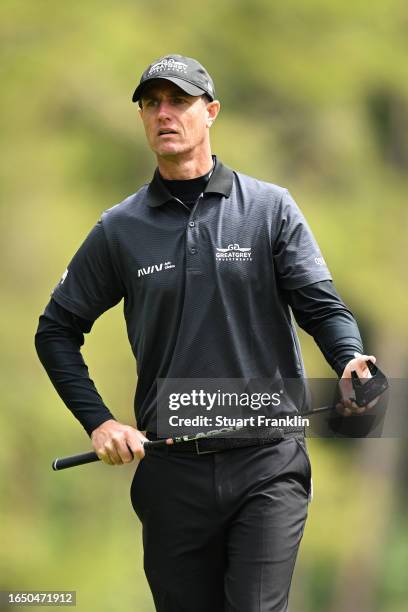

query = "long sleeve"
[283,280,364,376]
[35,298,116,436]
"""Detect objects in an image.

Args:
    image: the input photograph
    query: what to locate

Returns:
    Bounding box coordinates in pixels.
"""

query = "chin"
[155,144,188,158]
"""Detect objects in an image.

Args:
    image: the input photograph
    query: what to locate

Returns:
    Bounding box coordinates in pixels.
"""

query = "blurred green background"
[1,1,407,611]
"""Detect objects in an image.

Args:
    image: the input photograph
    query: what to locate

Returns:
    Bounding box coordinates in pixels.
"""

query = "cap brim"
[132,76,207,102]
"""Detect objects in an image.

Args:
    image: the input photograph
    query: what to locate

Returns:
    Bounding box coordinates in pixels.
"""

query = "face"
[138,80,219,160]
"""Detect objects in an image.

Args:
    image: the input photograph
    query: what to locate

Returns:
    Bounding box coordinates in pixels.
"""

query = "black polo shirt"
[52,157,332,431]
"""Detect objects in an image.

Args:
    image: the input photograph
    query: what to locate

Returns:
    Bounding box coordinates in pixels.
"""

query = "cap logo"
[148,58,188,76]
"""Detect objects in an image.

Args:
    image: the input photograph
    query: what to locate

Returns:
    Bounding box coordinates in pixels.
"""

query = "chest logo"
[215,243,252,262]
[137,261,175,277]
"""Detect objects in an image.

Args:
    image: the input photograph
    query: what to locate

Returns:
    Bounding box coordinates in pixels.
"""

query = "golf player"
[36,54,377,611]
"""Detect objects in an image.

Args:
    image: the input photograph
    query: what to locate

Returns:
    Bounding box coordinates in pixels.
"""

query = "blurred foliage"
[1,1,407,611]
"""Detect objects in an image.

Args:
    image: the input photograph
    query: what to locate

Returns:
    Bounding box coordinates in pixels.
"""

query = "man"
[35,54,376,611]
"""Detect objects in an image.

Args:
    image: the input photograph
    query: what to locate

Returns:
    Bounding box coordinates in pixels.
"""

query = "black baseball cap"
[132,54,215,102]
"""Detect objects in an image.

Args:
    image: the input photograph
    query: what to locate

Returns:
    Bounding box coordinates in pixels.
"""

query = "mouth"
[158,128,178,137]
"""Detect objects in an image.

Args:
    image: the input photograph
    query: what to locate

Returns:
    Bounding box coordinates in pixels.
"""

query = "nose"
[157,99,172,120]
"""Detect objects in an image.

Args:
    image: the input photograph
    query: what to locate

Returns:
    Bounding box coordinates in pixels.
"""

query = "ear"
[206,100,220,127]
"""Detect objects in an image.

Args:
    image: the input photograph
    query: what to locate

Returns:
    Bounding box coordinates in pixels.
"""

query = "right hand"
[91,419,148,465]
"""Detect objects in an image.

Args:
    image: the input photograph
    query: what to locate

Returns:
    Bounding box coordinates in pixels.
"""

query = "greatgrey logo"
[148,58,188,76]
[137,261,175,277]
[215,243,252,262]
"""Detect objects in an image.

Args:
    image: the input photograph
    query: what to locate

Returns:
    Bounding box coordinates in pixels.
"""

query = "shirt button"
[189,221,195,227]
[191,248,197,254]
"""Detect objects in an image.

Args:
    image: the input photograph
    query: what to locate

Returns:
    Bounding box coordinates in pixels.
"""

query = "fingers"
[351,353,376,378]
[91,420,149,466]
[336,398,367,416]
[337,353,378,416]
[94,440,122,465]
[102,437,130,465]
[105,434,147,464]
[125,432,149,461]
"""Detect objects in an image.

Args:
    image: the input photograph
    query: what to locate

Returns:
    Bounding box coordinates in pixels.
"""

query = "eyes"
[142,96,190,109]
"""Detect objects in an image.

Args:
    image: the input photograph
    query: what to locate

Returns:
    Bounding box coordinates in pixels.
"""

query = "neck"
[156,148,213,180]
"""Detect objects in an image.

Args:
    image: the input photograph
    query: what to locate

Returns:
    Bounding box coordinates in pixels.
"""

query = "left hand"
[337,352,378,416]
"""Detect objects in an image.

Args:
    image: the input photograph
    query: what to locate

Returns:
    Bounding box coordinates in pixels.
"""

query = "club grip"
[52,451,100,471]
[51,439,169,471]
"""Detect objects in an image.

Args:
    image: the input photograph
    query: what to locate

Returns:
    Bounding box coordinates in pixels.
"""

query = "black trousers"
[130,437,311,612]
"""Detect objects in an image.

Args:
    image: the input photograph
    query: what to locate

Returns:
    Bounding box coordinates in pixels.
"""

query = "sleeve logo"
[60,268,69,284]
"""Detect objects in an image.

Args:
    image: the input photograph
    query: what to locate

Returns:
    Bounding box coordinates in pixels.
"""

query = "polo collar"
[146,156,233,207]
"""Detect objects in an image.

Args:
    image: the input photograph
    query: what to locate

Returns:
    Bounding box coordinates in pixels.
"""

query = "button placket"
[185,194,203,271]
[186,216,199,265]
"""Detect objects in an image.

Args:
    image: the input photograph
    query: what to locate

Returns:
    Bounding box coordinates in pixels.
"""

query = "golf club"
[52,362,388,471]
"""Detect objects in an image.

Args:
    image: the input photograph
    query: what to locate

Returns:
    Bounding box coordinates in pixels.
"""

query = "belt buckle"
[195,439,217,455]
[261,428,285,443]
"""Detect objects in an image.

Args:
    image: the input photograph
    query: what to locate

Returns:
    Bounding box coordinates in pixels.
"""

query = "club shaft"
[52,405,338,471]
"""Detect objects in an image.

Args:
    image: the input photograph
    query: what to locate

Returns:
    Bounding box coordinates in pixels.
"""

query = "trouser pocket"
[294,437,313,503]
[130,460,146,519]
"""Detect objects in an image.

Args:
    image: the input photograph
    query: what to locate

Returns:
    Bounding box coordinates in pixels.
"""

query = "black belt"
[146,427,305,455]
